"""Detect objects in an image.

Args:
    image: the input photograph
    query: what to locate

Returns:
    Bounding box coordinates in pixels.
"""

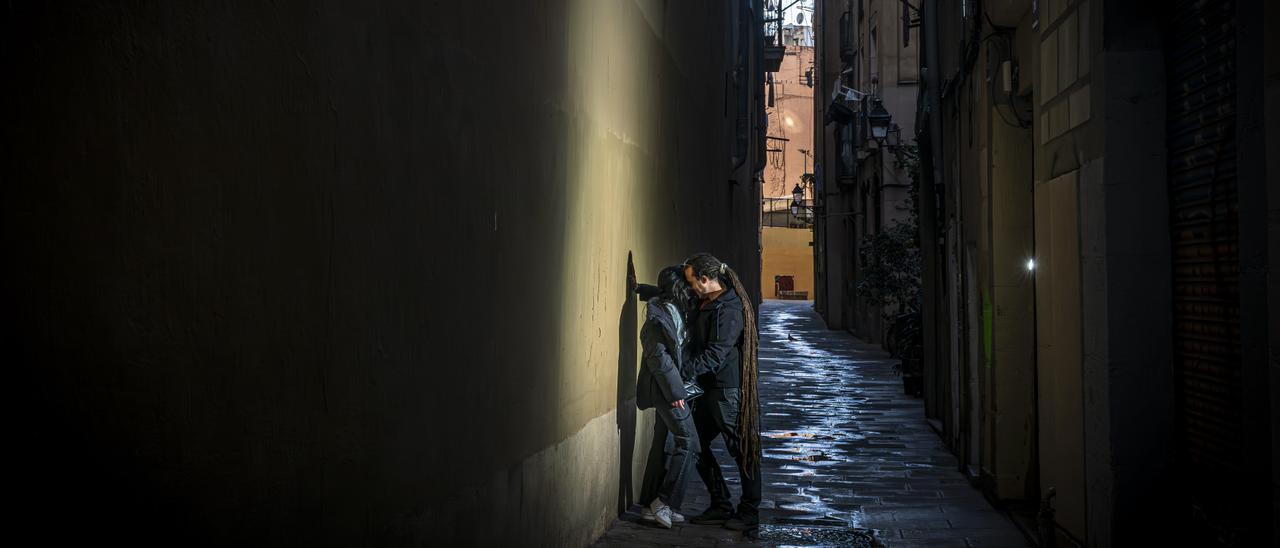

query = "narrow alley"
[5,1,1276,546]
[597,301,1028,547]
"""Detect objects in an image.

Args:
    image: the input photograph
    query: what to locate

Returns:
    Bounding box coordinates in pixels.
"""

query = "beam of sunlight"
[555,0,659,435]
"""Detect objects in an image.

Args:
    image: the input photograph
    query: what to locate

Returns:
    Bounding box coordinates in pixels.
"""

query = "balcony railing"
[763,1,786,72]
[763,197,814,228]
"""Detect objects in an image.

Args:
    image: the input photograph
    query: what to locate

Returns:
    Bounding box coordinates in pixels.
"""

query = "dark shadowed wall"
[3,1,762,545]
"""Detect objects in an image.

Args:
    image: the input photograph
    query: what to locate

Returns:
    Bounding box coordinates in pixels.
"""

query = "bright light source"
[1026,259,1036,272]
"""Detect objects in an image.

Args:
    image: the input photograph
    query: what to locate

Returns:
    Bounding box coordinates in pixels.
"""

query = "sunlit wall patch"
[555,0,661,436]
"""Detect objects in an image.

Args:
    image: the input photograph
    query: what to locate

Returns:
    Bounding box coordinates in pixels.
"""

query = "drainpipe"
[919,0,944,423]
[729,1,753,177]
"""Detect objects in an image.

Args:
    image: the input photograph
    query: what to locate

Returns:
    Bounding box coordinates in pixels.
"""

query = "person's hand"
[671,399,686,410]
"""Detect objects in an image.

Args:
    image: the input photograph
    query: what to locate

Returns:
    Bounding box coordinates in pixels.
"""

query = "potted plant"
[855,144,923,395]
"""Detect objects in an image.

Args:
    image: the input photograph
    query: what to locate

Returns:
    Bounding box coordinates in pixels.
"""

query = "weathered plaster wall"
[814,0,854,328]
[845,0,920,343]
[1033,170,1086,539]
[3,1,759,545]
[923,1,1267,544]
[986,11,1037,502]
[762,226,815,298]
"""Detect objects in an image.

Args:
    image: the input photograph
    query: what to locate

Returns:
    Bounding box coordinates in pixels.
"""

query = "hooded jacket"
[635,297,691,410]
[686,286,745,389]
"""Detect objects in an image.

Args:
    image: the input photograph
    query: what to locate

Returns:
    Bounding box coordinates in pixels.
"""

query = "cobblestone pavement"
[595,300,1031,547]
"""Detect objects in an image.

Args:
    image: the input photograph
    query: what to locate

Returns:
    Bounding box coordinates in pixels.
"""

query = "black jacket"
[635,283,661,302]
[687,287,745,389]
[635,298,690,410]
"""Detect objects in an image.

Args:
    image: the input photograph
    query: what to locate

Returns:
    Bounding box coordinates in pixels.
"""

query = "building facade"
[762,42,817,299]
[914,0,1279,546]
[813,0,920,341]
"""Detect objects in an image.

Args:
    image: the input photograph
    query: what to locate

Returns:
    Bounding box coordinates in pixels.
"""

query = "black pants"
[638,401,699,511]
[693,387,761,523]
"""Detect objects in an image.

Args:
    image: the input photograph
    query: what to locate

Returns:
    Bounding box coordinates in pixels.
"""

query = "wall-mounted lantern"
[868,99,893,143]
[886,123,902,147]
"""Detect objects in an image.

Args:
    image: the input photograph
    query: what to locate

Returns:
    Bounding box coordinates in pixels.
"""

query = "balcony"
[762,2,787,72]
[763,197,813,228]
[764,40,786,72]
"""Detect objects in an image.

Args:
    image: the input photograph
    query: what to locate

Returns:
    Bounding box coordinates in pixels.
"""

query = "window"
[838,122,856,180]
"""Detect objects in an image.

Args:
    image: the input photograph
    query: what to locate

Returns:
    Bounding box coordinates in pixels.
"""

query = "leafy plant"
[855,143,922,314]
[855,221,920,311]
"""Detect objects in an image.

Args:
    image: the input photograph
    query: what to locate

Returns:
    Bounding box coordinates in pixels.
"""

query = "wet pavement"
[594,300,1031,547]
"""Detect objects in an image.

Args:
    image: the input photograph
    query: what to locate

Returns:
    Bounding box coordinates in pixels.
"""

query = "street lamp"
[790,183,804,216]
[886,123,902,147]
[868,98,892,143]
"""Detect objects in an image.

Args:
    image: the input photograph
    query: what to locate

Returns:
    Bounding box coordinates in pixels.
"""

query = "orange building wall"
[763,45,815,201]
[761,226,814,299]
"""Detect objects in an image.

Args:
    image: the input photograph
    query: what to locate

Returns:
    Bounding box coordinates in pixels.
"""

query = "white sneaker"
[642,505,686,523]
[648,499,673,529]
[645,501,686,522]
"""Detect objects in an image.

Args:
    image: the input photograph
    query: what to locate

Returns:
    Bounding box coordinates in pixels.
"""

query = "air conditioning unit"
[832,84,866,103]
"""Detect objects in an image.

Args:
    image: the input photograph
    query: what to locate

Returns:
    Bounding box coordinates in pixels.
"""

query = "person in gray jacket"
[635,265,701,529]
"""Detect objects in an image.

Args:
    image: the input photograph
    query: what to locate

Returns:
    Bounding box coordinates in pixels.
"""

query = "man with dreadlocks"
[680,252,761,538]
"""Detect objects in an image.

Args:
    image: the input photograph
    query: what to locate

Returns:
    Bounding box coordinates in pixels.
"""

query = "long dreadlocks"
[684,253,760,479]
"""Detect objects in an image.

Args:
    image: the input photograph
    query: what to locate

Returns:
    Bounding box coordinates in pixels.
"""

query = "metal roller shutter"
[1166,0,1241,538]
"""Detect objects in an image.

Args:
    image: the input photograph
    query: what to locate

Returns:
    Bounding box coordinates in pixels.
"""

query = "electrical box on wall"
[988,46,1033,124]
[988,52,1017,106]
[1001,60,1014,96]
